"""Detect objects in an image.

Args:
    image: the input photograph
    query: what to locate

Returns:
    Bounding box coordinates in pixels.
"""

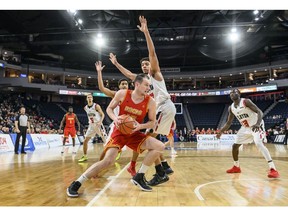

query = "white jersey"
[149,75,171,108]
[84,103,101,124]
[231,98,258,127]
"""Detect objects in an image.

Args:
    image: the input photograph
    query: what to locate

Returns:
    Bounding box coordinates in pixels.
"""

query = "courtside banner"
[30,134,49,149]
[0,134,15,153]
[196,134,236,149]
[9,134,35,151]
[60,134,80,145]
[45,134,63,148]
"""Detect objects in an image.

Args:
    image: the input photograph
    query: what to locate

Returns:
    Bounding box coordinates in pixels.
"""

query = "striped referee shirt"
[16,114,29,127]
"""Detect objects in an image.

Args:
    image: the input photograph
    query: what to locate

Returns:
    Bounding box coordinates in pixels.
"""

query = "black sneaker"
[21,151,27,154]
[164,167,174,175]
[130,173,152,192]
[147,173,169,186]
[66,181,81,197]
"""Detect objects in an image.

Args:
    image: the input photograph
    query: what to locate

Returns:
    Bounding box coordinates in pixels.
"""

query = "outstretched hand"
[109,53,117,65]
[95,61,105,72]
[137,15,148,33]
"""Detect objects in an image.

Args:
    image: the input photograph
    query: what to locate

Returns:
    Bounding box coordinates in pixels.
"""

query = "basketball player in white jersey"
[78,93,107,162]
[109,15,176,185]
[216,89,280,178]
[95,60,129,161]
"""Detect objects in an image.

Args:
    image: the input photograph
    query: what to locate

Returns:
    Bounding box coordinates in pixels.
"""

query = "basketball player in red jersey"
[67,74,166,197]
[59,106,81,154]
[109,15,175,186]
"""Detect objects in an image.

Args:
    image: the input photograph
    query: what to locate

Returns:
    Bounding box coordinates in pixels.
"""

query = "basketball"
[118,114,136,135]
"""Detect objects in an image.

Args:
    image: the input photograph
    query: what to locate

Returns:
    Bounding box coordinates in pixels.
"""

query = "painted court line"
[194,178,287,201]
[86,162,131,206]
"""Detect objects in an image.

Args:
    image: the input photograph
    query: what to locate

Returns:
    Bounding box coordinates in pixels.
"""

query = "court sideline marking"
[86,162,131,206]
[194,178,287,201]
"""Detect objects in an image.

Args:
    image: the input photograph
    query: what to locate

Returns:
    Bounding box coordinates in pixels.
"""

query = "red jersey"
[65,113,76,128]
[103,90,152,154]
[119,90,151,123]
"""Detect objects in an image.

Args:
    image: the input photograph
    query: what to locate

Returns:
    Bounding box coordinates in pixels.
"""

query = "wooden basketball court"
[0,142,287,208]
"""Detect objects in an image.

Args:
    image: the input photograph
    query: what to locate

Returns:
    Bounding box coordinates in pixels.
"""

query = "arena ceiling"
[0,10,288,74]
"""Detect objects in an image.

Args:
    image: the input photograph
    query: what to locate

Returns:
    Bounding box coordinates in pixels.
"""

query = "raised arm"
[109,53,137,81]
[137,16,162,79]
[95,61,116,98]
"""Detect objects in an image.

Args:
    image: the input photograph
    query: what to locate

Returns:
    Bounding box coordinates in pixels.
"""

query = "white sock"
[138,164,149,174]
[62,146,65,151]
[73,146,76,152]
[268,161,276,170]
[76,174,88,184]
[234,161,240,167]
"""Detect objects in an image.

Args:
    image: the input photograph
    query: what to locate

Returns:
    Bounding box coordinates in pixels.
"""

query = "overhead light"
[67,10,77,15]
[228,32,240,42]
[253,10,259,15]
[95,34,105,47]
[78,19,83,24]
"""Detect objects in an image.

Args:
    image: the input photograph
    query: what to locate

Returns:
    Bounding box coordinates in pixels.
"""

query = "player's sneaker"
[115,151,122,161]
[268,168,280,178]
[130,173,152,192]
[127,165,136,177]
[78,155,88,162]
[226,165,241,173]
[66,181,81,197]
[161,161,174,175]
[164,167,174,175]
[147,173,169,186]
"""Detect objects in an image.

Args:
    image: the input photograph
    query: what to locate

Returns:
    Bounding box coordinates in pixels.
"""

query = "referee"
[14,106,30,154]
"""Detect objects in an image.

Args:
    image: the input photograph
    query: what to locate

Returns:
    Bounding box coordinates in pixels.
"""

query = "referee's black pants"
[15,126,27,153]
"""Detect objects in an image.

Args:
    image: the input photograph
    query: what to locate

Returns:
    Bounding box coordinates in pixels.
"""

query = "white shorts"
[103,122,115,147]
[85,123,107,143]
[153,99,176,136]
[235,121,266,144]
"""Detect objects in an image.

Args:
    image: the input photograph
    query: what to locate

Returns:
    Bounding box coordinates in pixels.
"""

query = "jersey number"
[241,120,250,127]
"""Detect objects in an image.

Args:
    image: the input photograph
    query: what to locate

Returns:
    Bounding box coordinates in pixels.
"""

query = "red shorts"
[103,127,149,154]
[64,127,76,138]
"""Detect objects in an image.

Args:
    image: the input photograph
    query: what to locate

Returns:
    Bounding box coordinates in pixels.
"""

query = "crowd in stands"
[0,93,59,134]
[1,92,287,145]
